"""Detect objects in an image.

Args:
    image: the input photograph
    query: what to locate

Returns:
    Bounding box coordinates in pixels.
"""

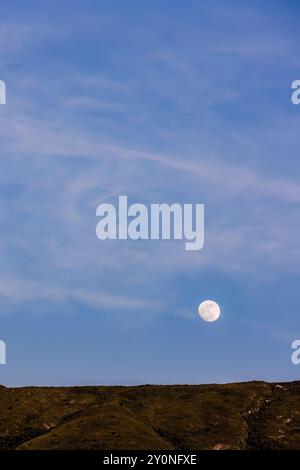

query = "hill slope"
[0,381,299,450]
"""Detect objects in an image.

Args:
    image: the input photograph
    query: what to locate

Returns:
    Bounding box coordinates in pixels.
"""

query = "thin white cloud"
[0,275,159,311]
[0,4,299,315]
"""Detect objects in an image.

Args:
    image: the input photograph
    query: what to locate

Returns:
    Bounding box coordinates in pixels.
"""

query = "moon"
[198,300,221,322]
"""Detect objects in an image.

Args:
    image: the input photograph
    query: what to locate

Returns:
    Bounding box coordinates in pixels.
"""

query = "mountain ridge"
[0,381,299,450]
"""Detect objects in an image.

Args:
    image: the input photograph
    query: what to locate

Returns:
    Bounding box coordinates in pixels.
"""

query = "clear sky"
[0,0,299,386]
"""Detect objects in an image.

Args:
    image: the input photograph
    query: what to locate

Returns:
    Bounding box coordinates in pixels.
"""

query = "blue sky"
[0,0,300,385]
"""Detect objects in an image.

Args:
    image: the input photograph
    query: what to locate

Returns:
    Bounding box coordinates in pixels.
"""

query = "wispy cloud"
[0,275,159,311]
[0,2,299,316]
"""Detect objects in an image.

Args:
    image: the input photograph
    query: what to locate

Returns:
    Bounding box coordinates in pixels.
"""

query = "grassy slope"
[0,382,299,450]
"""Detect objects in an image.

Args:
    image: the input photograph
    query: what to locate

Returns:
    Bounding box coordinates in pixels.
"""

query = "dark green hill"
[0,381,299,450]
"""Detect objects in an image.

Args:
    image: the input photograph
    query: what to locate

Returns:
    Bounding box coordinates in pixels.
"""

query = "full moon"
[198,300,221,322]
